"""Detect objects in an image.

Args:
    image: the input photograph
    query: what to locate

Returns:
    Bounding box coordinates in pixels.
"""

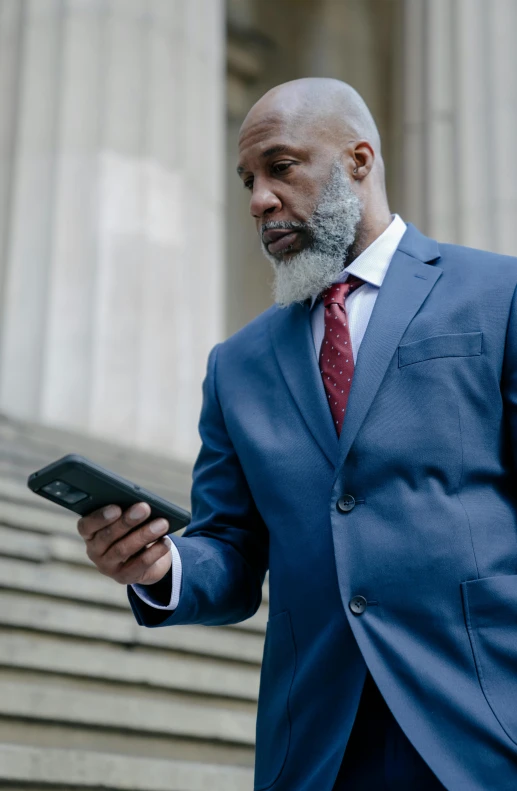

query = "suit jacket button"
[337,494,356,512]
[349,595,367,615]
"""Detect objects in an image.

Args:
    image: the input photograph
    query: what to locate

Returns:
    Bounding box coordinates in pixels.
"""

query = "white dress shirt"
[132,214,407,610]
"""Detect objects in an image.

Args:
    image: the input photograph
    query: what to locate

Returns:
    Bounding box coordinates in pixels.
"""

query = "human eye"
[243,177,254,190]
[272,161,293,175]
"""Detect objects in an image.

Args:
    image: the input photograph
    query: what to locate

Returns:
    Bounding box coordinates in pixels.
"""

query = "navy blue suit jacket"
[129,224,517,790]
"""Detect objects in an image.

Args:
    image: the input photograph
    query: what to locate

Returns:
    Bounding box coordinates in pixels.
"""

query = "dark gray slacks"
[333,671,447,790]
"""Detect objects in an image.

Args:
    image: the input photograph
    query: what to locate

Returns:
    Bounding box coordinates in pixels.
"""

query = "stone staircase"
[0,413,266,790]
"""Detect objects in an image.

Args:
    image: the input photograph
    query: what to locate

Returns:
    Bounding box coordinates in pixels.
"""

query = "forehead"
[237,113,311,165]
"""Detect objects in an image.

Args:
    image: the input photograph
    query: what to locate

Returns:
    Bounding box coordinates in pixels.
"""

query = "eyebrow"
[236,144,291,175]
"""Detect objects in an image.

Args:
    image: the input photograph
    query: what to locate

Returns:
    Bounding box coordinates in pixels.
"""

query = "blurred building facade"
[0,1,516,789]
[1,0,516,465]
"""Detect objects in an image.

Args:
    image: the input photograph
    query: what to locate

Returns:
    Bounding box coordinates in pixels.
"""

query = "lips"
[263,229,299,254]
[263,229,293,245]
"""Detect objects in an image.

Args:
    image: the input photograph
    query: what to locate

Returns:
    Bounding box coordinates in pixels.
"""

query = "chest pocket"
[398,331,483,368]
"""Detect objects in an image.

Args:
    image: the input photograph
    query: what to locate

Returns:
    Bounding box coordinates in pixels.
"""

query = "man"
[77,79,517,790]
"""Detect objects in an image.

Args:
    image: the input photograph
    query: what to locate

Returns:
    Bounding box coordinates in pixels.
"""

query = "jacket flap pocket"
[398,331,483,367]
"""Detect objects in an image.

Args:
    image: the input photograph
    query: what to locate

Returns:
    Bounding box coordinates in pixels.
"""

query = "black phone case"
[27,454,191,535]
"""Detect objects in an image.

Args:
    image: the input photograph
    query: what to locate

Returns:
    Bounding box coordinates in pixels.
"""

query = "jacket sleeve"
[127,342,269,627]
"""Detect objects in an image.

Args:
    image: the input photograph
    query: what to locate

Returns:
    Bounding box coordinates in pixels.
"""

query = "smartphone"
[27,453,191,535]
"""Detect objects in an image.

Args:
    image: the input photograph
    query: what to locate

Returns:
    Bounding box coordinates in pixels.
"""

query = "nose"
[250,179,282,219]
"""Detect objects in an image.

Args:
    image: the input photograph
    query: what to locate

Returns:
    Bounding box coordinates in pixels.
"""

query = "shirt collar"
[308,214,407,311]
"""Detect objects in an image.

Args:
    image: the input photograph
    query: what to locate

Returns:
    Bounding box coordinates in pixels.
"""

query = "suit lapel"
[269,300,340,468]
[334,224,442,478]
[269,224,443,474]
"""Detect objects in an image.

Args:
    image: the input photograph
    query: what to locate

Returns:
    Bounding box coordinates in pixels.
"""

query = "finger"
[87,502,152,557]
[114,537,171,585]
[97,517,170,571]
[77,504,122,540]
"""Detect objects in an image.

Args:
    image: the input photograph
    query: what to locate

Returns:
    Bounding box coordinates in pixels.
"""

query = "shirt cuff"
[130,535,182,610]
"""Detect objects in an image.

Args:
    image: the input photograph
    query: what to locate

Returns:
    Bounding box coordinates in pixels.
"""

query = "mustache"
[260,220,309,244]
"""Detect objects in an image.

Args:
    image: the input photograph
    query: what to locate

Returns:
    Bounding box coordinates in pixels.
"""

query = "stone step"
[0,498,79,538]
[0,412,268,785]
[0,628,260,700]
[0,591,264,664]
[0,523,88,564]
[0,677,256,745]
[0,743,253,790]
[0,556,268,633]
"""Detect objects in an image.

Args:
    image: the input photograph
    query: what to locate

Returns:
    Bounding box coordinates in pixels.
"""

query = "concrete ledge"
[0,556,129,606]
[0,500,77,537]
[0,630,260,700]
[0,592,265,663]
[0,524,51,562]
[0,679,256,744]
[0,524,95,565]
[0,742,254,789]
[0,557,268,632]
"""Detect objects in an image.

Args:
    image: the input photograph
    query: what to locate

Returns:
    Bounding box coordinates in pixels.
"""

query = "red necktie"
[319,276,366,436]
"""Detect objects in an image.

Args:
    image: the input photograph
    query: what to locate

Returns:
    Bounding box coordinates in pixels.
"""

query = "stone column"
[0,0,225,462]
[401,0,517,253]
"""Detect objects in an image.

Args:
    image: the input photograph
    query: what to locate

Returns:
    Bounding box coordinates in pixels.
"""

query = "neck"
[345,209,392,266]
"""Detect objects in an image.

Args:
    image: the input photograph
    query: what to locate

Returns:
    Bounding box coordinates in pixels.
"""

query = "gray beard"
[260,163,362,308]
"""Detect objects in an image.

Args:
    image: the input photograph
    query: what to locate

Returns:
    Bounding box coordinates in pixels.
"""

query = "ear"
[350,141,375,180]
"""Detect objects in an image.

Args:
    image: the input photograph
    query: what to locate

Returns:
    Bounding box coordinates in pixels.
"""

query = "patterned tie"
[319,276,366,436]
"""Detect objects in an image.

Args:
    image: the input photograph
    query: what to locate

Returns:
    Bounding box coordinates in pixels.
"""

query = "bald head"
[240,77,382,157]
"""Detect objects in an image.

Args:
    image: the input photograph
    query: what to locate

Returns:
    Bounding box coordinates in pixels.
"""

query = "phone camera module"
[41,480,89,505]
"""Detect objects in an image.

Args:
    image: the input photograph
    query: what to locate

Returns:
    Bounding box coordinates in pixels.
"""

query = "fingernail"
[128,503,147,521]
[149,519,168,535]
[103,506,120,521]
